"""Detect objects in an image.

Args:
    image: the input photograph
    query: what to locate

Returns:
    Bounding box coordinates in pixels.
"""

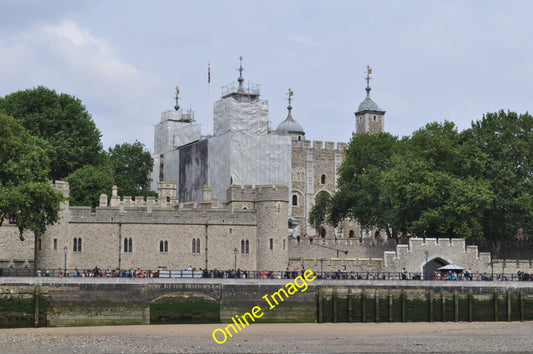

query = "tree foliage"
[66,141,155,208]
[0,86,103,180]
[312,112,533,241]
[309,190,332,235]
[381,121,493,239]
[0,113,63,240]
[463,111,533,240]
[65,164,114,208]
[107,141,155,198]
[329,132,400,237]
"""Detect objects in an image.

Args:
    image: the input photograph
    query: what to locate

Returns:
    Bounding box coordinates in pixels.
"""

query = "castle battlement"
[291,139,346,151]
[226,184,289,203]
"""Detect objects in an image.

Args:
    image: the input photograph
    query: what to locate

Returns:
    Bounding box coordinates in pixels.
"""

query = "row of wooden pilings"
[316,288,529,323]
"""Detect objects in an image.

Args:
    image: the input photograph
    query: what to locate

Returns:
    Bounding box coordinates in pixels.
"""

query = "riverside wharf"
[2,277,533,328]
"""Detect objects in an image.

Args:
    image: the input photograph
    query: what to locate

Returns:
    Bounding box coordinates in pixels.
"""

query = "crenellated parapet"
[225,184,289,209]
[383,238,492,274]
[291,139,346,152]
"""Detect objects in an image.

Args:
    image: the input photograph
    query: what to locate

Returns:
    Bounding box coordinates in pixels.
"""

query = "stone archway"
[150,292,220,324]
[423,257,449,279]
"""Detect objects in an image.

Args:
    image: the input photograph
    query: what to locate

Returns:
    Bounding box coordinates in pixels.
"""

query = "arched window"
[38,238,42,251]
[78,238,82,252]
[166,196,170,203]
[349,230,354,239]
[124,238,128,252]
[321,174,326,184]
[241,240,245,254]
[160,240,164,252]
[192,238,196,253]
[292,195,298,206]
[164,240,168,252]
[128,238,132,252]
[196,238,200,253]
[245,240,249,254]
[321,228,326,239]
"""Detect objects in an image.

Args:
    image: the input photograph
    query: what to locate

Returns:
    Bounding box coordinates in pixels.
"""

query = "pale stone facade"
[2,181,531,276]
[30,182,288,273]
[5,65,530,277]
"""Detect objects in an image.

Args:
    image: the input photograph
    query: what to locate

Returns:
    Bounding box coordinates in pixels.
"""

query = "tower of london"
[2,60,504,277]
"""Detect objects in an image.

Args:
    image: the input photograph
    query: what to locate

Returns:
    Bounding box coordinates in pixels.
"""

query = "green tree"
[309,190,332,235]
[65,164,114,208]
[464,111,533,240]
[0,86,103,180]
[382,121,493,239]
[328,132,400,238]
[0,113,63,240]
[108,141,155,198]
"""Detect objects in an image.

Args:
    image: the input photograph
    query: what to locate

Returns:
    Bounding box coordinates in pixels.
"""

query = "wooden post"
[375,290,380,323]
[428,290,433,322]
[441,292,446,322]
[507,290,512,322]
[333,290,338,323]
[454,290,459,322]
[493,291,498,322]
[401,290,406,322]
[519,290,524,322]
[361,290,366,323]
[318,288,323,323]
[34,286,40,327]
[348,288,352,323]
[467,291,473,322]
[388,289,393,322]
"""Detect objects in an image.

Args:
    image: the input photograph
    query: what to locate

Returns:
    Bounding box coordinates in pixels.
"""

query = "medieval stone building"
[3,61,525,277]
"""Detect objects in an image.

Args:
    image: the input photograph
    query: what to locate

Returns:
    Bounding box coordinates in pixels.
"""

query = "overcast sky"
[1,1,531,151]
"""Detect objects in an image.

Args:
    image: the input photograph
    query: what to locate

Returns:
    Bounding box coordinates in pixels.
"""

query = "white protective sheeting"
[209,132,292,204]
[154,111,201,154]
[213,97,269,136]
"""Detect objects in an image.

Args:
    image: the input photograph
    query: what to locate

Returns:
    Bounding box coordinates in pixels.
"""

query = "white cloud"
[0,20,163,150]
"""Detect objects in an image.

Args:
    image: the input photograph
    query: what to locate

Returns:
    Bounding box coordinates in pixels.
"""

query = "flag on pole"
[208,64,211,83]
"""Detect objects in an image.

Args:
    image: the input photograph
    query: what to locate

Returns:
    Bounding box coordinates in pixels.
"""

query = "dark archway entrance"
[423,257,449,279]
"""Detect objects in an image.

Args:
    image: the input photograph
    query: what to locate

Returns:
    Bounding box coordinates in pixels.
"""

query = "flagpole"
[207,62,211,136]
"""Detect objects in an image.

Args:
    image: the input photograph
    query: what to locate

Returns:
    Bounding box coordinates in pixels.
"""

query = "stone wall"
[0,226,34,269]
[290,139,349,238]
[2,278,533,328]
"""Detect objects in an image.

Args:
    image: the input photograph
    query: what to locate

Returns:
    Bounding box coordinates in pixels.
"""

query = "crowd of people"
[27,267,533,282]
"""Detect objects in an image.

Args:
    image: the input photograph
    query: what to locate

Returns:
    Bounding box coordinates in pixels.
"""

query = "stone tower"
[35,181,70,272]
[255,185,289,271]
[355,66,385,134]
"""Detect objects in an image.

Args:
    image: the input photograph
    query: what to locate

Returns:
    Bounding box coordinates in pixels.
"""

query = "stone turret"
[35,181,71,272]
[355,66,385,134]
[255,185,289,271]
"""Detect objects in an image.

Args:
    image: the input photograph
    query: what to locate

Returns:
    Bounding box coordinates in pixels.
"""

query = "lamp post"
[320,258,324,279]
[64,246,67,277]
[502,259,505,281]
[425,249,429,280]
[233,248,237,279]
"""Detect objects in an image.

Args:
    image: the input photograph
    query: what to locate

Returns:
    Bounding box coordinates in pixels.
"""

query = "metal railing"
[1,268,532,282]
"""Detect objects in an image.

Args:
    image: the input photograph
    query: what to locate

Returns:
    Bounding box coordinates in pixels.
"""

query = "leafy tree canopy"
[107,141,155,198]
[311,112,533,241]
[0,113,63,239]
[66,141,155,208]
[0,86,103,180]
[65,164,114,208]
